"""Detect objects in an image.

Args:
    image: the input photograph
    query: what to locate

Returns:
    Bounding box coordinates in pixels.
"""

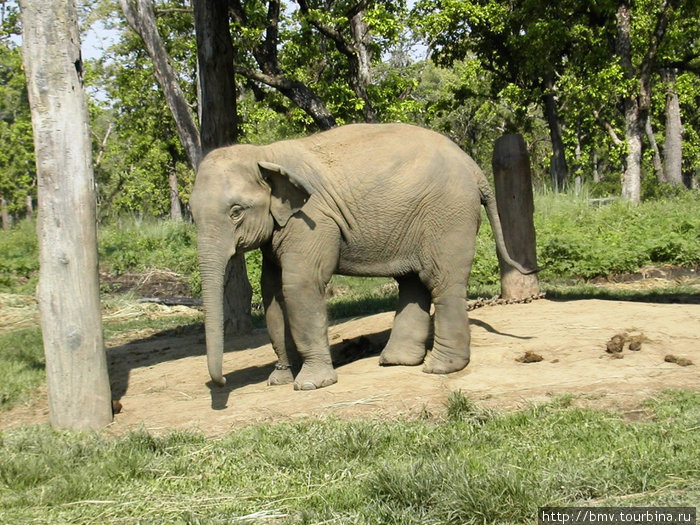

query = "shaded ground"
[1,269,698,435]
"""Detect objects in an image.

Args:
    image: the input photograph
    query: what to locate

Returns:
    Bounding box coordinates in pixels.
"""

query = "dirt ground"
[1,272,699,436]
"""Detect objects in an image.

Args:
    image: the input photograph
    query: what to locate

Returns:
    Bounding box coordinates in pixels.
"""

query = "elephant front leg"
[262,255,300,386]
[423,290,471,374]
[379,274,431,366]
[281,260,337,391]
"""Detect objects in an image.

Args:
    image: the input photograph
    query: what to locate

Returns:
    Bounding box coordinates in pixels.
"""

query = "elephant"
[190,123,534,391]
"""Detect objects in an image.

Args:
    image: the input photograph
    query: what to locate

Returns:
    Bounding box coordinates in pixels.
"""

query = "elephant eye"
[229,205,245,222]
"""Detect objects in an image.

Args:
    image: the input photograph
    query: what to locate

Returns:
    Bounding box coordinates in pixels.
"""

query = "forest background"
[0,0,699,228]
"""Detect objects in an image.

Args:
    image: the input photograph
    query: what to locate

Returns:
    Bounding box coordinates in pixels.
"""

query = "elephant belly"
[336,241,419,278]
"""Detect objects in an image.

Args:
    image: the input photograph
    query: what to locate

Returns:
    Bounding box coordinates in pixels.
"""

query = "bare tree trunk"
[25,193,33,218]
[0,195,9,229]
[616,0,677,203]
[645,115,664,182]
[662,68,683,185]
[194,0,253,335]
[542,74,568,191]
[20,0,113,430]
[616,2,642,204]
[168,165,183,221]
[348,9,377,123]
[492,134,539,300]
[120,0,201,169]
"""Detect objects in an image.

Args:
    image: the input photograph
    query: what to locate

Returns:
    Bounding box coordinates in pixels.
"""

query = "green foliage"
[533,191,700,280]
[2,193,698,296]
[0,391,697,523]
[0,38,35,221]
[86,0,196,220]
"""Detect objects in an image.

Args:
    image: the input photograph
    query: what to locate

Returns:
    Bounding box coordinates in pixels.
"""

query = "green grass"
[0,329,44,410]
[0,390,697,524]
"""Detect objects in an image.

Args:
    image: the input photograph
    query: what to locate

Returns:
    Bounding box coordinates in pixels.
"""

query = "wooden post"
[20,0,113,429]
[492,134,539,299]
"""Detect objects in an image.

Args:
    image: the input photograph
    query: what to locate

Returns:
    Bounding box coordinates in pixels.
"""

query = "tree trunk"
[168,165,183,221]
[348,9,377,123]
[20,0,113,430]
[662,68,683,185]
[621,99,643,203]
[194,0,253,335]
[616,0,676,203]
[542,74,568,191]
[120,0,202,169]
[616,2,642,203]
[25,192,34,218]
[491,134,539,300]
[645,115,664,183]
[0,195,9,229]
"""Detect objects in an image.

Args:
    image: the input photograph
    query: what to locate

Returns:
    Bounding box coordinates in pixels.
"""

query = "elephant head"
[190,147,314,386]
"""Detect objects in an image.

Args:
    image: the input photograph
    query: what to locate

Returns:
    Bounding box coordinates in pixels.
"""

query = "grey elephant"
[190,123,533,391]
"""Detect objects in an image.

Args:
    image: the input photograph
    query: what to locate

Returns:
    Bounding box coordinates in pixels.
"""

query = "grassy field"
[0,390,698,524]
[1,192,699,524]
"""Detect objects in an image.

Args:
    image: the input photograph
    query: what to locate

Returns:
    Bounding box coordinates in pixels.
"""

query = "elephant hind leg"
[419,227,475,375]
[423,290,470,374]
[379,274,432,366]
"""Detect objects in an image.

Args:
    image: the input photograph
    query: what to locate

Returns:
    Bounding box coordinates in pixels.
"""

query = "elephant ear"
[258,161,314,227]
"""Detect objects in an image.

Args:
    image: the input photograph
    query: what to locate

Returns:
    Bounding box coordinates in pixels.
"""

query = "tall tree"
[20,0,113,429]
[194,0,253,335]
[615,0,679,203]
[412,0,580,190]
[119,0,201,168]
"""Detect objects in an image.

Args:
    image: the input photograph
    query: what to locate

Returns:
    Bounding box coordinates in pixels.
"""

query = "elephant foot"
[422,350,470,375]
[378,342,426,366]
[293,362,338,391]
[267,365,294,386]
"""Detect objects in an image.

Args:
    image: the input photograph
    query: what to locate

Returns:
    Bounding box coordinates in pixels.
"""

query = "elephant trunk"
[198,242,230,386]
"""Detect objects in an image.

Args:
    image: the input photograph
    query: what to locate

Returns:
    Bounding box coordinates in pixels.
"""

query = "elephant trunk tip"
[210,373,227,387]
[208,359,227,386]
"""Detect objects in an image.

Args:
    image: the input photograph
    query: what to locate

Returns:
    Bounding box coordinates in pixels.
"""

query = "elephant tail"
[478,176,539,275]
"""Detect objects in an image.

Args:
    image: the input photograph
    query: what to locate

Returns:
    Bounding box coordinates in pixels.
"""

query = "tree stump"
[492,134,539,299]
